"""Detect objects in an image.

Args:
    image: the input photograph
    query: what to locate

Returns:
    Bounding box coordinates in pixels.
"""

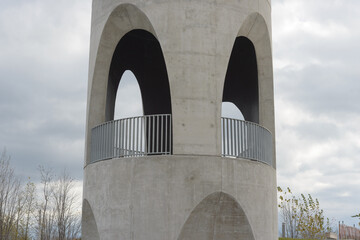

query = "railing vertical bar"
[91,129,93,162]
[100,124,103,160]
[93,129,95,162]
[165,115,168,154]
[243,121,246,158]
[146,116,151,154]
[136,117,139,156]
[156,115,159,154]
[235,121,240,157]
[230,119,233,156]
[118,121,121,157]
[120,119,124,157]
[151,115,155,154]
[107,122,110,159]
[140,117,142,155]
[169,114,172,154]
[226,118,229,156]
[95,127,98,161]
[97,127,99,161]
[105,123,108,159]
[106,122,109,159]
[111,121,114,158]
[222,118,225,156]
[114,121,117,157]
[124,119,128,156]
[132,118,135,156]
[255,124,257,160]
[252,123,255,160]
[160,115,163,154]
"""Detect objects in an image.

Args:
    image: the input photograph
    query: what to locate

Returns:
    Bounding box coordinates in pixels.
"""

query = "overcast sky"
[0,0,359,228]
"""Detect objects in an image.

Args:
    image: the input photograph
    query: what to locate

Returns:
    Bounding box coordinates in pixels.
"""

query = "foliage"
[352,213,360,226]
[278,186,332,240]
[279,238,316,240]
[278,187,300,238]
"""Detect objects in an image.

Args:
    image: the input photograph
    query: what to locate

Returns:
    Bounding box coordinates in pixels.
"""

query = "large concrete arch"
[82,199,100,240]
[178,192,255,240]
[85,4,167,165]
[236,12,275,137]
[220,12,275,164]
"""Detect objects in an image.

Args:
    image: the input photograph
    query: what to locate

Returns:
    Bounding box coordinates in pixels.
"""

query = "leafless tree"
[36,166,56,240]
[22,180,37,240]
[36,167,81,240]
[0,149,22,240]
[53,170,81,240]
[0,151,81,240]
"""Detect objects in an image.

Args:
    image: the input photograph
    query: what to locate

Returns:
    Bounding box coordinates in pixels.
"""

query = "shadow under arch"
[222,36,258,123]
[82,199,100,240]
[106,29,171,121]
[178,192,255,240]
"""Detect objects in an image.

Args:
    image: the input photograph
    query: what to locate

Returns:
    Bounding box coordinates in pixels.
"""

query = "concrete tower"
[83,0,276,240]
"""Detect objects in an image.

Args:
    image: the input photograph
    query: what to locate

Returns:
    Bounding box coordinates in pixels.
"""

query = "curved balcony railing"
[221,117,274,167]
[90,114,172,163]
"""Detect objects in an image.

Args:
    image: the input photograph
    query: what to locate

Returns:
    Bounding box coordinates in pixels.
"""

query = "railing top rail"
[221,117,274,168]
[90,114,172,163]
[92,114,172,130]
[220,117,272,134]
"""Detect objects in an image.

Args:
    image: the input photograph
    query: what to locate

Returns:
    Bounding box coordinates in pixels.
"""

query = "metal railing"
[221,117,273,167]
[90,114,172,163]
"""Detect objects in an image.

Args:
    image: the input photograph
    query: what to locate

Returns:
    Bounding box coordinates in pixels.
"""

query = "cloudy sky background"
[0,0,359,228]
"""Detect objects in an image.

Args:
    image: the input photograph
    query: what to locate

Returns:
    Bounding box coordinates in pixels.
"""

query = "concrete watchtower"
[83,0,276,239]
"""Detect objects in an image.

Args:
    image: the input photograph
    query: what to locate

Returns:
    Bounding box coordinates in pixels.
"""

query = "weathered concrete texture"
[178,192,255,240]
[84,1,277,239]
[82,199,100,240]
[83,156,277,240]
[85,0,275,163]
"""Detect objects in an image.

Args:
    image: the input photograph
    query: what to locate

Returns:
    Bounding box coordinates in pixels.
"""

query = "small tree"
[352,213,360,227]
[277,186,300,238]
[278,186,332,240]
[297,193,331,239]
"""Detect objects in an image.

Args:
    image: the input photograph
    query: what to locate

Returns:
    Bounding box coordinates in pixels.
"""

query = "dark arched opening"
[100,29,172,157]
[106,29,171,120]
[222,36,258,123]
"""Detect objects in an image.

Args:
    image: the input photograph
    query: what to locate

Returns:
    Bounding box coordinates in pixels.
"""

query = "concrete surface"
[83,156,277,240]
[83,0,277,239]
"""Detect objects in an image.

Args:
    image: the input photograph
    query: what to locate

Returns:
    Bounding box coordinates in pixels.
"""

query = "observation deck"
[90,114,273,167]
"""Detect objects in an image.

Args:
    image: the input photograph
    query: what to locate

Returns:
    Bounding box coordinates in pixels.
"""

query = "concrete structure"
[83,0,276,239]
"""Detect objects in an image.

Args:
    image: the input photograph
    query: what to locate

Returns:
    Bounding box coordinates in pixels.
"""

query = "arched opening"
[106,29,171,121]
[89,29,172,160]
[114,70,143,119]
[222,36,258,123]
[178,192,255,240]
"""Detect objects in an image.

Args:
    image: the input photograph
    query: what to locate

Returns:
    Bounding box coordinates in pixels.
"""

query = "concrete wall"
[83,0,277,239]
[83,156,277,240]
[85,0,275,164]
